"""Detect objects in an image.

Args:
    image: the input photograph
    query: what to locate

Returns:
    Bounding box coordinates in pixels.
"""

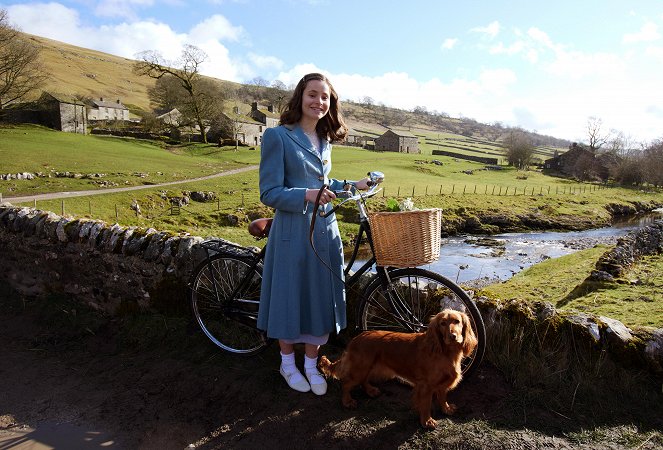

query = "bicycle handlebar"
[318,171,384,218]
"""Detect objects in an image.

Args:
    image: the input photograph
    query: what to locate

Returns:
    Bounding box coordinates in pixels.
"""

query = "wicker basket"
[368,208,442,268]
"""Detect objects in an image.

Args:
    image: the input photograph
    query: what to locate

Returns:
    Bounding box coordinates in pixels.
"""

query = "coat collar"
[283,123,329,158]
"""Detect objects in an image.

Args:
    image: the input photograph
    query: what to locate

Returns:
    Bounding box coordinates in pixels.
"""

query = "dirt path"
[2,290,662,450]
[1,165,259,204]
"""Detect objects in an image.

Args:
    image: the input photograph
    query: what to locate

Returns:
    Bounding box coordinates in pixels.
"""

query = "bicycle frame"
[194,170,425,334]
[197,240,265,325]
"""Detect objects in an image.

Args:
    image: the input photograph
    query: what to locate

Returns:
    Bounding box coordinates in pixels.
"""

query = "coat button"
[318,176,324,181]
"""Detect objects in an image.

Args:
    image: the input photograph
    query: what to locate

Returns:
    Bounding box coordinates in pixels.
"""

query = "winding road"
[1,165,259,204]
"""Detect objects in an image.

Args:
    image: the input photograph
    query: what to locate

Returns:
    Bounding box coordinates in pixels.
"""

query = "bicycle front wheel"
[189,253,269,355]
[358,267,486,376]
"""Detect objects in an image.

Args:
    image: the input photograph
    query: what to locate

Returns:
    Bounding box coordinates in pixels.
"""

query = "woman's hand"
[354,177,371,191]
[306,187,336,205]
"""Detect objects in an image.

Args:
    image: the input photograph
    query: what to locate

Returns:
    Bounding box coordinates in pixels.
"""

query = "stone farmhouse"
[87,97,130,121]
[374,129,420,153]
[220,102,279,146]
[544,143,615,181]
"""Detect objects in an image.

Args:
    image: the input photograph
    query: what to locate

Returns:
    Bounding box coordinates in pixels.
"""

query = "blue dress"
[257,124,347,340]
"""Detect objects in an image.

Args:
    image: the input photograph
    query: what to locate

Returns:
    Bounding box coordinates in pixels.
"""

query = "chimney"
[251,102,258,111]
[100,97,104,102]
[117,99,121,104]
[267,105,274,113]
[233,106,239,114]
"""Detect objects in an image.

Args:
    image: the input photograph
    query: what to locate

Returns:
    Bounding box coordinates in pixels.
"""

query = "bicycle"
[188,171,486,376]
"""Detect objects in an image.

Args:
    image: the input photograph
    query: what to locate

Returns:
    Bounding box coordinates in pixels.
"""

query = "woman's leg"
[278,339,310,393]
[303,343,327,395]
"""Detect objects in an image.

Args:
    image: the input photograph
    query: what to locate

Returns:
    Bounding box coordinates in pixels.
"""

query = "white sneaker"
[305,369,327,396]
[280,365,311,393]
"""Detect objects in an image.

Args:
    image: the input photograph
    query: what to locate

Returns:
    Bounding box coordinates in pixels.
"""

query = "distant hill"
[23,32,570,150]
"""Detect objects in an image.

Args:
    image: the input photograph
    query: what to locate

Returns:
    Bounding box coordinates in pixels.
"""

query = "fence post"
[451,185,455,194]
[397,186,400,196]
[474,185,477,194]
[34,199,37,208]
[463,185,466,194]
[115,204,119,219]
[412,186,415,197]
[439,185,443,195]
[492,186,496,195]
[61,200,64,216]
[425,185,428,196]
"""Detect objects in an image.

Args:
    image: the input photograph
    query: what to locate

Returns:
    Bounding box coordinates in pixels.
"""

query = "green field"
[2,124,663,329]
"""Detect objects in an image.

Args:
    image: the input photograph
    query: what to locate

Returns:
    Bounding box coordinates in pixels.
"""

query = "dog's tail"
[319,354,347,380]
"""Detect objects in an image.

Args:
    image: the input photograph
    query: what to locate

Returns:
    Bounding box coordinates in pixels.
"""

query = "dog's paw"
[364,385,381,398]
[342,397,358,409]
[442,402,457,415]
[423,417,437,429]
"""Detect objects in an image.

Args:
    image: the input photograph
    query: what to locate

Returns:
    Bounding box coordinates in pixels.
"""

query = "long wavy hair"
[280,73,348,142]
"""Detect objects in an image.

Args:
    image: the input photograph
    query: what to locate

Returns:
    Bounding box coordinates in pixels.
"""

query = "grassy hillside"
[22,32,568,158]
[26,34,155,111]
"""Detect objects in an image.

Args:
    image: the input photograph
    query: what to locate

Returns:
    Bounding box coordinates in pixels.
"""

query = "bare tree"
[586,117,610,152]
[134,44,221,143]
[265,80,290,113]
[503,130,535,169]
[0,9,47,109]
[643,139,663,187]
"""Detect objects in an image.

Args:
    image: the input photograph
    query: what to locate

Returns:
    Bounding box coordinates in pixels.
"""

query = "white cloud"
[7,2,89,43]
[188,15,245,43]
[441,38,457,50]
[471,21,500,39]
[623,22,660,44]
[247,53,284,70]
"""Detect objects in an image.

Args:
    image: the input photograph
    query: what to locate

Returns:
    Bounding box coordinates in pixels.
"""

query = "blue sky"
[2,0,663,143]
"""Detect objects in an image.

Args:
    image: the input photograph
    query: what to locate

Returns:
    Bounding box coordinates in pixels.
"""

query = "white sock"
[304,355,324,384]
[281,352,305,383]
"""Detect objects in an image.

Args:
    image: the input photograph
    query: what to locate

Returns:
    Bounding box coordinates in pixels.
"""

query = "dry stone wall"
[1,202,662,378]
[0,203,212,315]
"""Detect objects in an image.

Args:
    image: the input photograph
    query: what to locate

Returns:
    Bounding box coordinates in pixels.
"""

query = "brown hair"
[280,73,348,142]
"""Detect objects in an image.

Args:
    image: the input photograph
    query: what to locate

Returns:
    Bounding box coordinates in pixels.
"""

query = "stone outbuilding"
[37,92,88,134]
[375,129,419,153]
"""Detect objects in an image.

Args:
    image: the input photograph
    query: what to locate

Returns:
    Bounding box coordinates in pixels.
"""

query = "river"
[352,209,663,285]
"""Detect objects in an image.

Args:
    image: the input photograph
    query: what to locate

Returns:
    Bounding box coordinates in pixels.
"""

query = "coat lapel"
[283,124,327,161]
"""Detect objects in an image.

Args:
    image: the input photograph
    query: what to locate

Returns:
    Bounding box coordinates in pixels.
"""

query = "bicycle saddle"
[248,218,273,239]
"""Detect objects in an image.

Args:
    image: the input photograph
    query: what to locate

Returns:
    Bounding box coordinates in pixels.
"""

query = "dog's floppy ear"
[461,312,478,357]
[425,312,445,353]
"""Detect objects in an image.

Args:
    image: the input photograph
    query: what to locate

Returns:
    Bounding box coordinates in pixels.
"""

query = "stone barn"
[37,92,88,134]
[375,130,419,153]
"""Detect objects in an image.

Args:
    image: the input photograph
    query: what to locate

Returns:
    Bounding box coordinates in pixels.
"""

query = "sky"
[2,0,663,144]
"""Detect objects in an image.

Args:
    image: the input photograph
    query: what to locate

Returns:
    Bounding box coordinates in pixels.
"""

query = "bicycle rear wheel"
[357,267,485,376]
[189,253,269,355]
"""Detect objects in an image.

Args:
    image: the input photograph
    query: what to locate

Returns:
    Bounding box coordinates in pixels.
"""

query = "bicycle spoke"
[190,254,268,355]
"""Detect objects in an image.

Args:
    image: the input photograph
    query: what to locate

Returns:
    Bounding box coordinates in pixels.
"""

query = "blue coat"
[257,124,346,340]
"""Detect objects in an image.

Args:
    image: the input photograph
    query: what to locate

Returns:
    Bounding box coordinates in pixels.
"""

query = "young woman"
[257,73,369,395]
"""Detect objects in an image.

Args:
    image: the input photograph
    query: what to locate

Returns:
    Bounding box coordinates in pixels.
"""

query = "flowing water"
[352,209,663,285]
